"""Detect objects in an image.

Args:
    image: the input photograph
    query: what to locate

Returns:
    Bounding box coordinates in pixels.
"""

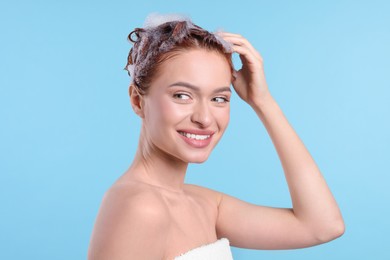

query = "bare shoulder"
[88,181,170,260]
[108,180,169,208]
[185,183,222,196]
[105,181,170,221]
[184,183,223,208]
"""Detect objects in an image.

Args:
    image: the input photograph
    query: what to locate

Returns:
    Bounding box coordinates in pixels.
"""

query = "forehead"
[150,49,232,92]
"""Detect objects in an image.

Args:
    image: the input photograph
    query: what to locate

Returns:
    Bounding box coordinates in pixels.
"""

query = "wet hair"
[124,13,236,95]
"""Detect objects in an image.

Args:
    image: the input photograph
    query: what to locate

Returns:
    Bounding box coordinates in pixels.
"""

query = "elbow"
[314,218,345,244]
[328,219,345,241]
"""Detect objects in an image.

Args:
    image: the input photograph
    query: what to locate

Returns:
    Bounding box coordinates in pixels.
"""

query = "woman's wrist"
[247,91,283,125]
[248,90,275,111]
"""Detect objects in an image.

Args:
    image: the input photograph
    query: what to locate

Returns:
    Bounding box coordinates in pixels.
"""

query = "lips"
[177,130,214,148]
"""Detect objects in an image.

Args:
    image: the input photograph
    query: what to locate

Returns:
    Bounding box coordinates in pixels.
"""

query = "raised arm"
[214,32,345,249]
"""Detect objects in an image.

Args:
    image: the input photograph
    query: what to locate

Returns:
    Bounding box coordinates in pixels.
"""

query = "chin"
[181,152,211,164]
[189,157,209,164]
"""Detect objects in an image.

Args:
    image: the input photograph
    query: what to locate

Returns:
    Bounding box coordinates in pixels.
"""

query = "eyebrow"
[168,81,231,94]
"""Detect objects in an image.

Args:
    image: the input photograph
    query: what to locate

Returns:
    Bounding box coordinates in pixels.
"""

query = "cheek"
[145,97,189,130]
[215,106,230,128]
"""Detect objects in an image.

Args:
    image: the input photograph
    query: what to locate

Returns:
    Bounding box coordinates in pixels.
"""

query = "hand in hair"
[217,32,271,106]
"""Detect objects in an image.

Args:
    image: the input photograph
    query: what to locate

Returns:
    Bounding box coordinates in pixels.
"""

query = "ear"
[129,84,145,118]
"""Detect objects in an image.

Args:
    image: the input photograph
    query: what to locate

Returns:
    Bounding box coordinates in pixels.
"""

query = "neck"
[127,131,189,193]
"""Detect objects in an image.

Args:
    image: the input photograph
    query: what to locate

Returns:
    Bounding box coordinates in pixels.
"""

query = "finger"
[216,31,242,37]
[216,32,249,47]
[231,44,262,70]
[224,36,263,61]
[228,38,260,58]
[218,33,263,61]
[227,40,263,67]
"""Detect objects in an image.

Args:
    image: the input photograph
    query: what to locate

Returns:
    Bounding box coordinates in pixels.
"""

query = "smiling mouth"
[178,131,211,140]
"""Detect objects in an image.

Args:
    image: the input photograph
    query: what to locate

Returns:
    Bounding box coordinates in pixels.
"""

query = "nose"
[190,101,212,128]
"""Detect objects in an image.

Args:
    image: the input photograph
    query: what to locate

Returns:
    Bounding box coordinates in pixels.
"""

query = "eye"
[173,93,191,100]
[212,96,229,103]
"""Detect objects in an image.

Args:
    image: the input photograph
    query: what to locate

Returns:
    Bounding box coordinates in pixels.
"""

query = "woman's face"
[141,49,232,163]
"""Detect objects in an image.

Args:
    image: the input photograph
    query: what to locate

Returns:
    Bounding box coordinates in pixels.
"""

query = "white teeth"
[179,131,211,140]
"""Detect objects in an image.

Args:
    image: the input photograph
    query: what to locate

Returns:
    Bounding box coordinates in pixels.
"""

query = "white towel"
[174,238,233,260]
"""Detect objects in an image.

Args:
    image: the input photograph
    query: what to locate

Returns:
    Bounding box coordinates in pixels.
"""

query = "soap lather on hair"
[124,13,236,95]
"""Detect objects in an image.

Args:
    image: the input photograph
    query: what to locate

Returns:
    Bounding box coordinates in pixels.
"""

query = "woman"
[88,13,345,259]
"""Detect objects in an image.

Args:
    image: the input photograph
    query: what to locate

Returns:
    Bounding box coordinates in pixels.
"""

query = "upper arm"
[88,188,169,260]
[215,192,320,250]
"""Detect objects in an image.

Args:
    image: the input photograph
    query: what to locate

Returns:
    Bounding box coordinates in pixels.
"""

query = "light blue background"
[1,0,389,259]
